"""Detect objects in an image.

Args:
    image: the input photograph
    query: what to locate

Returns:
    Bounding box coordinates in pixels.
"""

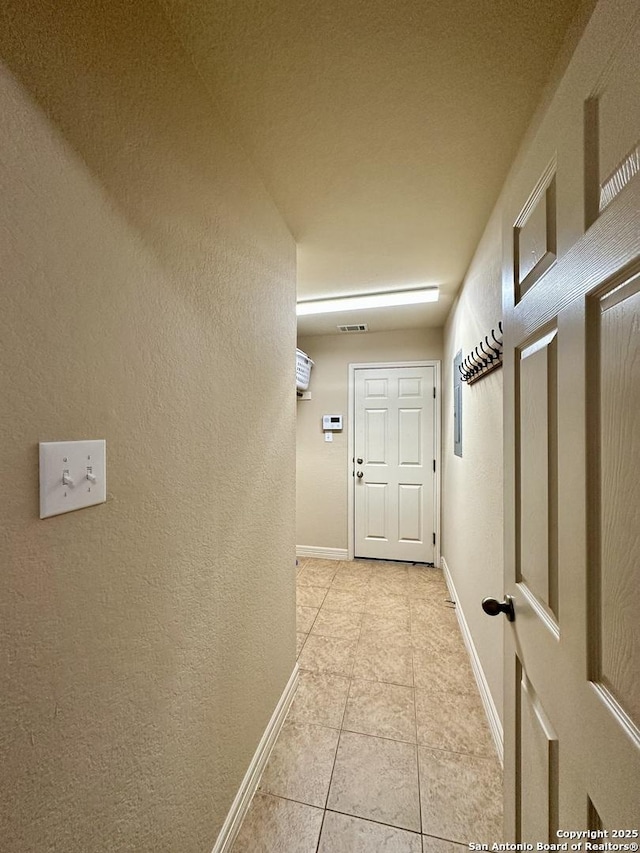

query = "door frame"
[347,360,441,564]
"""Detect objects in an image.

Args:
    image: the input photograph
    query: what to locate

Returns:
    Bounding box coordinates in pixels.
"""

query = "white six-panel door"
[353,365,437,563]
[502,0,640,837]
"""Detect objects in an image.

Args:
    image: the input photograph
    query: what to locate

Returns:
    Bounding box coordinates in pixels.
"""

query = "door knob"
[356,471,364,479]
[357,458,363,464]
[482,595,515,621]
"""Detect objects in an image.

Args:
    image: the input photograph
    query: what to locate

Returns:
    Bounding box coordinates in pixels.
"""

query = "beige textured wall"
[0,2,296,851]
[442,211,504,722]
[296,329,443,550]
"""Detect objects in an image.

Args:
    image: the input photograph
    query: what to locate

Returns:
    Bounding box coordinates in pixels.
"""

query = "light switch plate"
[324,432,333,442]
[39,440,106,519]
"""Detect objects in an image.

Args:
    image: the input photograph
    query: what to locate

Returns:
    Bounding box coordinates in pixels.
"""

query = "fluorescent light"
[296,287,439,316]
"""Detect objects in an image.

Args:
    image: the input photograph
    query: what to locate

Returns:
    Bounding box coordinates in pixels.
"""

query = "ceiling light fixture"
[296,287,439,316]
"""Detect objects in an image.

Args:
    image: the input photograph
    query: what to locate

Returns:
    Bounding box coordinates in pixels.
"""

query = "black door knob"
[356,471,364,479]
[357,458,363,464]
[482,595,515,621]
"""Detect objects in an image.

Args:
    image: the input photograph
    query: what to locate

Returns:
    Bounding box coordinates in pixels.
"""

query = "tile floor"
[231,558,503,853]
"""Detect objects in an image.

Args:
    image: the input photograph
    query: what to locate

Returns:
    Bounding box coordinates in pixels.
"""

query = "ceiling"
[162,0,585,335]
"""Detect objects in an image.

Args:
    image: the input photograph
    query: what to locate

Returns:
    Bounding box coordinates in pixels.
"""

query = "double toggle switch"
[39,440,107,518]
[61,466,97,487]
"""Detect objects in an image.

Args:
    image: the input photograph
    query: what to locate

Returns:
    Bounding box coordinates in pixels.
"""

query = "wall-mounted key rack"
[459,322,503,385]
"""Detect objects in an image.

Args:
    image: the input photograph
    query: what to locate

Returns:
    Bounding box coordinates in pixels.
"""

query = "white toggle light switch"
[39,440,106,519]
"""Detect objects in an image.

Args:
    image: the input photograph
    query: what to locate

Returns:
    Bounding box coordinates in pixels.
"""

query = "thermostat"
[322,414,343,430]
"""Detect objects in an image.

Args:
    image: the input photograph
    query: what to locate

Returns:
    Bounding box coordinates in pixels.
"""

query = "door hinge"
[433,387,436,398]
[433,459,436,472]
[432,532,436,545]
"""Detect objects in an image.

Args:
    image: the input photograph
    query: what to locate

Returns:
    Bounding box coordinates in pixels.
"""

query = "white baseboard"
[440,556,504,765]
[296,546,348,560]
[211,664,300,853]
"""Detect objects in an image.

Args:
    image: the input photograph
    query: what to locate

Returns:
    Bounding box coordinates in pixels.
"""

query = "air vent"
[337,323,368,333]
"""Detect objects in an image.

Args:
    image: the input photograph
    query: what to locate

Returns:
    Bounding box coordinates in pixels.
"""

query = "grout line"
[417,743,499,761]
[339,725,417,746]
[262,793,425,838]
[409,579,423,837]
[324,807,423,837]
[312,560,367,853]
[314,807,327,852]
[258,791,323,813]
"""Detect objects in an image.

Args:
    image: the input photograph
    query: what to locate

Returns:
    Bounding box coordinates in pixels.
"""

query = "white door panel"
[365,409,388,465]
[354,365,436,563]
[364,482,388,540]
[501,0,640,837]
[398,409,422,466]
[398,484,423,542]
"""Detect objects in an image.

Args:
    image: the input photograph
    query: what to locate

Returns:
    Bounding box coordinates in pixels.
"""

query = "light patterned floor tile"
[365,591,411,617]
[233,558,501,851]
[408,567,448,594]
[360,611,411,642]
[259,720,339,808]
[298,563,339,588]
[231,793,323,853]
[408,566,445,582]
[332,575,371,588]
[297,634,357,677]
[368,576,410,597]
[412,648,475,693]
[410,599,458,626]
[288,671,350,728]
[330,574,371,593]
[353,638,414,687]
[415,689,495,756]
[319,811,422,852]
[411,624,466,655]
[307,559,344,569]
[369,563,409,580]
[343,678,416,742]
[327,731,421,832]
[312,607,363,640]
[322,588,367,613]
[297,605,319,633]
[296,632,308,657]
[297,584,329,608]
[407,576,449,598]
[422,835,468,853]
[332,561,372,580]
[418,747,503,844]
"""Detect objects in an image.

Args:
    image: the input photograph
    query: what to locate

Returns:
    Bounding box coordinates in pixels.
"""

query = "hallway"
[232,558,502,852]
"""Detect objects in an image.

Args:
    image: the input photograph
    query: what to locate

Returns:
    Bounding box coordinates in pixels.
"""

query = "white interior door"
[501,0,640,838]
[354,365,437,563]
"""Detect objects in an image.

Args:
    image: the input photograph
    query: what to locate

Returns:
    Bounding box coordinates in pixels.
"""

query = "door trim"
[347,360,441,563]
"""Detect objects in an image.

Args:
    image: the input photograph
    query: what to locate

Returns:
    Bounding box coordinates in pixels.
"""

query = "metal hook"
[480,339,494,360]
[484,336,499,357]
